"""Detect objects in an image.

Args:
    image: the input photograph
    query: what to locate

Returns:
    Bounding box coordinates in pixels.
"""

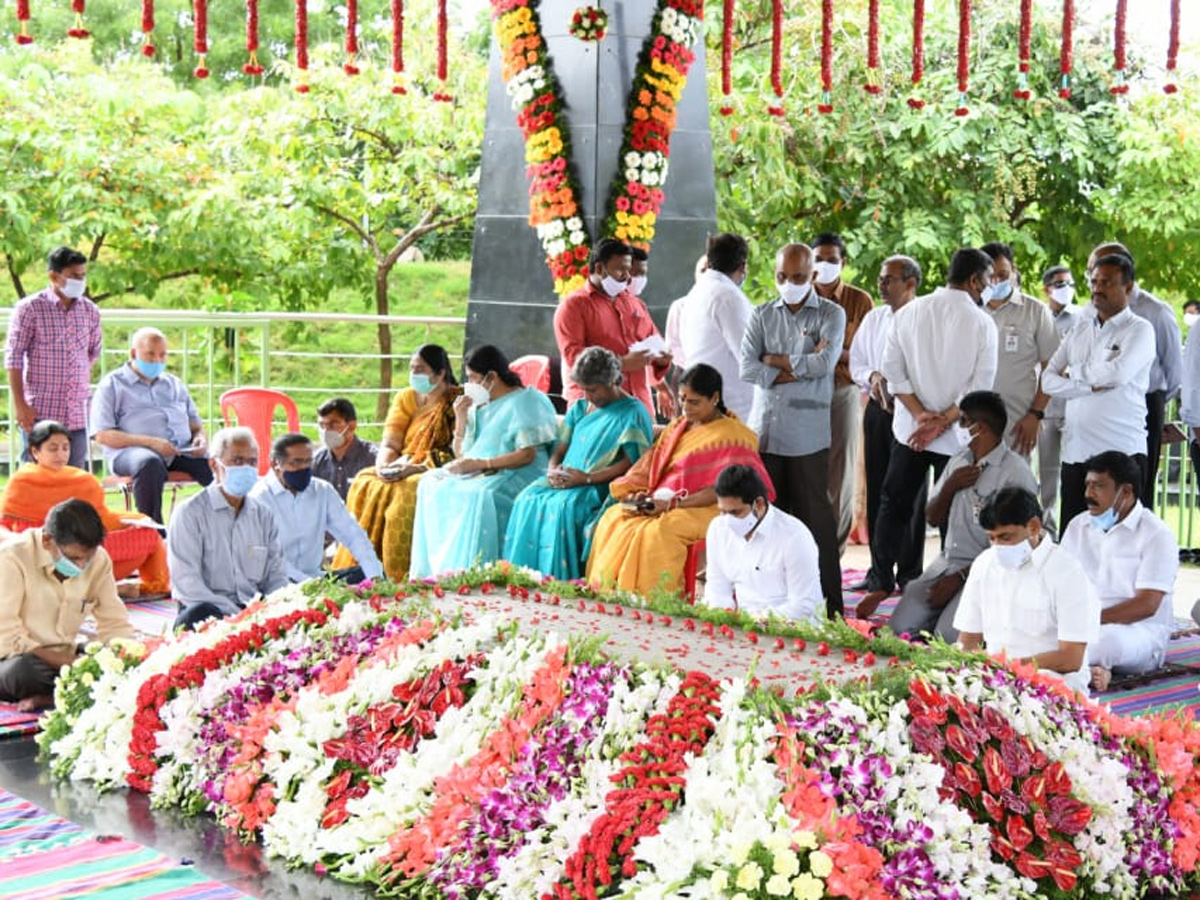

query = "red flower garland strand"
[193,0,209,78]
[243,0,264,75]
[391,0,406,95]
[1165,0,1180,93]
[15,0,33,44]
[1059,0,1074,99]
[954,0,971,116]
[295,0,310,93]
[767,0,783,116]
[343,0,359,75]
[907,0,925,109]
[1110,0,1128,94]
[1013,0,1031,100]
[864,0,881,94]
[433,0,452,101]
[67,0,89,38]
[719,0,734,115]
[141,0,155,56]
[817,0,833,114]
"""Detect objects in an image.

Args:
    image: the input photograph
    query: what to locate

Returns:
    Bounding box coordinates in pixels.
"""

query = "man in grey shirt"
[888,391,1039,643]
[167,426,287,629]
[740,243,846,617]
[313,397,378,501]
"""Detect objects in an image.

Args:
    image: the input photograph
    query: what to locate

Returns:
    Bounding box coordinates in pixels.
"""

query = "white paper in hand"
[628,334,668,358]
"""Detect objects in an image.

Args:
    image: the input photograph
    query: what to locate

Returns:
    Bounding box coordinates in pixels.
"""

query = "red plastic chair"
[219,388,300,474]
[510,354,552,393]
[683,539,706,604]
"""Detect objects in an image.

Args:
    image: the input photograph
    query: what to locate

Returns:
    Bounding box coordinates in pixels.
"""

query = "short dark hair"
[29,420,70,451]
[1084,450,1142,498]
[45,499,105,549]
[715,464,768,505]
[883,254,923,289]
[271,432,313,463]
[48,247,87,273]
[1042,265,1071,285]
[959,390,1007,438]
[947,248,994,285]
[978,487,1042,530]
[415,343,457,386]
[679,363,727,414]
[810,233,847,257]
[979,242,1014,265]
[705,233,749,275]
[1093,253,1135,285]
[317,397,357,421]
[1185,299,1200,313]
[590,238,632,271]
[630,246,648,262]
[464,344,522,388]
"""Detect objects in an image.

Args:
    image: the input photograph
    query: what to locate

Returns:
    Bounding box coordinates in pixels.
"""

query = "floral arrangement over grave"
[569,6,608,43]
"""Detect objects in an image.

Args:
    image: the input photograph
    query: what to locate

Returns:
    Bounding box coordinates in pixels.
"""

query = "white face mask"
[979,283,996,305]
[1186,312,1200,329]
[463,380,492,407]
[628,275,647,296]
[994,538,1033,570]
[724,504,763,540]
[321,427,347,451]
[1050,285,1075,306]
[600,274,627,297]
[778,281,812,306]
[812,261,842,285]
[59,277,87,299]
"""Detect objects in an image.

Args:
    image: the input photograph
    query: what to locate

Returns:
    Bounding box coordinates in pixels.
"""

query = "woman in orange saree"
[1,421,169,596]
[586,364,773,598]
[335,345,461,580]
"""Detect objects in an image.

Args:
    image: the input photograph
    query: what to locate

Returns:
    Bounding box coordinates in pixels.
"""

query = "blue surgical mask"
[1088,506,1119,533]
[133,358,165,379]
[989,280,1014,302]
[53,553,87,578]
[221,463,259,497]
[282,467,313,492]
[411,373,434,395]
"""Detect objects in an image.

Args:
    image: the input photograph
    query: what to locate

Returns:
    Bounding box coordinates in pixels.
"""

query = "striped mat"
[0,704,42,740]
[0,789,246,899]
[125,598,176,638]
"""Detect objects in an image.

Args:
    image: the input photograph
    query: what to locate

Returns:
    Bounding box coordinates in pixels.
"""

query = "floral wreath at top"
[489,0,704,296]
[569,5,608,42]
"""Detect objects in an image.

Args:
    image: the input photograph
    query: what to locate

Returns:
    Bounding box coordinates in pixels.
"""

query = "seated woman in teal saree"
[504,347,653,579]
[409,345,559,577]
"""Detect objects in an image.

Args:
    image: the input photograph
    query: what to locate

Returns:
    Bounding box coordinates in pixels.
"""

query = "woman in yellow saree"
[335,345,461,580]
[586,364,773,598]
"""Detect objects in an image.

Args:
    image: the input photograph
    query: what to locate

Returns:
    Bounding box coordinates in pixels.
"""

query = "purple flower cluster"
[427,661,623,897]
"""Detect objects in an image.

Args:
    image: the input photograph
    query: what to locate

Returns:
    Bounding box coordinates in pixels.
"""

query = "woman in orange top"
[1,421,169,597]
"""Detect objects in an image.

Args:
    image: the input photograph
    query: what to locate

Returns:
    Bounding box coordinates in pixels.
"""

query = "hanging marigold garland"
[391,0,406,94]
[767,0,783,116]
[67,0,89,38]
[193,0,209,78]
[1165,0,1180,93]
[1013,0,1031,100]
[1059,0,1074,99]
[432,0,452,101]
[141,0,155,56]
[719,0,733,115]
[243,0,264,75]
[295,0,310,92]
[907,0,925,109]
[15,0,33,44]
[817,0,833,113]
[343,0,359,75]
[1109,0,1128,94]
[863,0,881,94]
[953,0,970,115]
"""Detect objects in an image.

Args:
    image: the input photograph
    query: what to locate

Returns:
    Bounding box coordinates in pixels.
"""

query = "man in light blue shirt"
[167,427,287,629]
[250,433,384,584]
[91,328,213,523]
[739,242,846,617]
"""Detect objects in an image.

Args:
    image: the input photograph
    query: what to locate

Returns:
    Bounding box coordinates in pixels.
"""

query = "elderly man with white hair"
[91,327,212,522]
[167,426,287,629]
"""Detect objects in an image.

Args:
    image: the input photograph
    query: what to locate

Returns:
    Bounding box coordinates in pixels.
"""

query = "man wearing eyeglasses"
[1036,265,1082,533]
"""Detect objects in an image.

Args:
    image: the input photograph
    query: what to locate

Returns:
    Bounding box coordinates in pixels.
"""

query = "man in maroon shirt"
[553,238,670,416]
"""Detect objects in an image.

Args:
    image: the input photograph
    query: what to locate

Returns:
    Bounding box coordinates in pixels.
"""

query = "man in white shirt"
[702,464,821,623]
[249,433,384,585]
[954,487,1099,695]
[1060,451,1179,691]
[849,254,925,593]
[860,248,998,608]
[1087,243,1182,505]
[1043,253,1155,530]
[658,253,709,420]
[978,242,1060,457]
[678,233,755,421]
[1181,319,1200,605]
[1036,265,1082,533]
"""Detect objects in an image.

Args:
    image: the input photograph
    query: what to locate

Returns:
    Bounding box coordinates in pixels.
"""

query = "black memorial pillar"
[464,0,717,361]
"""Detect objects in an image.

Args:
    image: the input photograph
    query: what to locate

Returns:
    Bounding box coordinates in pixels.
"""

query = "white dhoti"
[1087,622,1168,674]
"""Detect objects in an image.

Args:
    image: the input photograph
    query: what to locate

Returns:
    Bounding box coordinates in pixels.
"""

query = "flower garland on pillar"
[391,0,406,94]
[719,0,733,115]
[294,0,310,93]
[433,0,452,101]
[67,0,89,38]
[1058,0,1074,99]
[141,0,155,56]
[14,0,33,44]
[1109,0,1128,94]
[1165,0,1180,93]
[817,0,833,114]
[193,0,209,78]
[343,0,359,75]
[1013,0,1031,100]
[863,0,881,95]
[907,0,925,109]
[953,0,970,116]
[767,0,783,116]
[243,0,264,75]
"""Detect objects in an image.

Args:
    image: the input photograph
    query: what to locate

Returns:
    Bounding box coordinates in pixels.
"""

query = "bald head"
[774,243,814,302]
[1088,242,1133,272]
[129,327,168,376]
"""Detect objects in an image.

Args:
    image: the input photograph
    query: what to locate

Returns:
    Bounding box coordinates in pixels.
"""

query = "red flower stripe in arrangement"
[864,0,881,94]
[954,0,971,116]
[1013,0,1031,99]
[141,0,155,56]
[243,0,264,75]
[719,0,733,115]
[1110,0,1128,94]
[15,0,33,44]
[1059,0,1074,98]
[768,0,782,114]
[342,0,359,74]
[433,0,452,101]
[67,0,89,38]
[126,607,332,792]
[294,0,309,92]
[546,670,723,900]
[391,0,406,94]
[192,0,209,77]
[908,0,925,108]
[1165,0,1180,93]
[817,0,833,113]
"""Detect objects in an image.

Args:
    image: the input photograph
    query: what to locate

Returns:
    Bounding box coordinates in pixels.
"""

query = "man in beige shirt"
[0,499,133,710]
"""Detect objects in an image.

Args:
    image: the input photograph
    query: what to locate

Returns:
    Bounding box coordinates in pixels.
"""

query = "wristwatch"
[1028,408,1045,421]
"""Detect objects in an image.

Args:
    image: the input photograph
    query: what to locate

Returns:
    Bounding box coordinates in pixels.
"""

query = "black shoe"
[846,579,873,592]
